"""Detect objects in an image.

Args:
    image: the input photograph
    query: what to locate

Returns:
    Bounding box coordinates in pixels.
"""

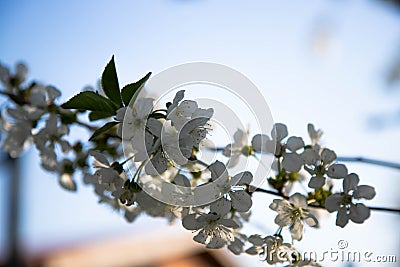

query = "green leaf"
[88,110,116,121]
[61,91,117,113]
[89,121,119,141]
[101,55,122,107]
[121,72,152,106]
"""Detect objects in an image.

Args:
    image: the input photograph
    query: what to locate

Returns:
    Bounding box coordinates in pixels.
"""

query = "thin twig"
[337,156,400,170]
[207,147,224,152]
[75,120,97,131]
[252,187,288,199]
[367,206,400,213]
[191,159,210,168]
[210,146,400,171]
[252,187,400,214]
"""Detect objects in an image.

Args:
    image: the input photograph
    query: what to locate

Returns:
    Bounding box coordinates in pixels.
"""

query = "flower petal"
[245,246,260,255]
[182,214,202,230]
[308,175,326,188]
[286,136,305,152]
[303,213,318,227]
[174,174,191,187]
[350,203,370,223]
[282,152,303,173]
[230,191,252,212]
[206,236,226,249]
[274,213,292,227]
[269,199,286,211]
[219,219,240,228]
[343,173,359,194]
[308,123,323,145]
[290,218,304,241]
[167,90,185,115]
[289,193,308,209]
[222,144,232,157]
[193,230,208,244]
[336,207,350,228]
[251,134,270,153]
[321,148,337,165]
[208,161,229,182]
[325,193,343,212]
[144,152,167,175]
[302,148,318,165]
[233,129,247,146]
[233,171,253,185]
[271,123,288,142]
[179,100,198,117]
[226,153,241,168]
[210,197,231,217]
[146,117,162,137]
[228,238,244,255]
[248,235,265,246]
[192,107,213,119]
[353,185,376,200]
[89,151,109,166]
[327,164,348,179]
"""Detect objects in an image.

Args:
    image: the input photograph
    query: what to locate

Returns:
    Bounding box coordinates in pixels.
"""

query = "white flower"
[29,84,61,107]
[303,147,348,188]
[33,113,70,170]
[90,151,126,195]
[166,90,185,116]
[144,122,187,175]
[269,193,318,241]
[223,129,252,168]
[307,123,323,147]
[208,161,253,213]
[252,123,305,172]
[166,91,213,132]
[166,90,213,148]
[0,62,28,92]
[182,212,239,248]
[1,119,31,158]
[1,105,45,157]
[325,173,376,228]
[145,115,213,175]
[116,97,154,142]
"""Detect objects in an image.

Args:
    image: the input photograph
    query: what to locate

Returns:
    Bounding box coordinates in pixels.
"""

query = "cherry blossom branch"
[252,187,400,213]
[337,156,400,170]
[209,147,400,171]
[74,120,98,131]
[366,206,400,213]
[252,187,288,199]
[0,90,98,132]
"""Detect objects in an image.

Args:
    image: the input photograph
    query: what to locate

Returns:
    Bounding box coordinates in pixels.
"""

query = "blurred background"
[1,0,400,266]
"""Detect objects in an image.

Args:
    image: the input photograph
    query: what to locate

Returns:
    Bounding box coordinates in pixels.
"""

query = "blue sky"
[1,0,400,265]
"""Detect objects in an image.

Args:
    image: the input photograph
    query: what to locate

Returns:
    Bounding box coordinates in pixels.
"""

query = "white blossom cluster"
[0,62,81,191]
[0,59,389,267]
